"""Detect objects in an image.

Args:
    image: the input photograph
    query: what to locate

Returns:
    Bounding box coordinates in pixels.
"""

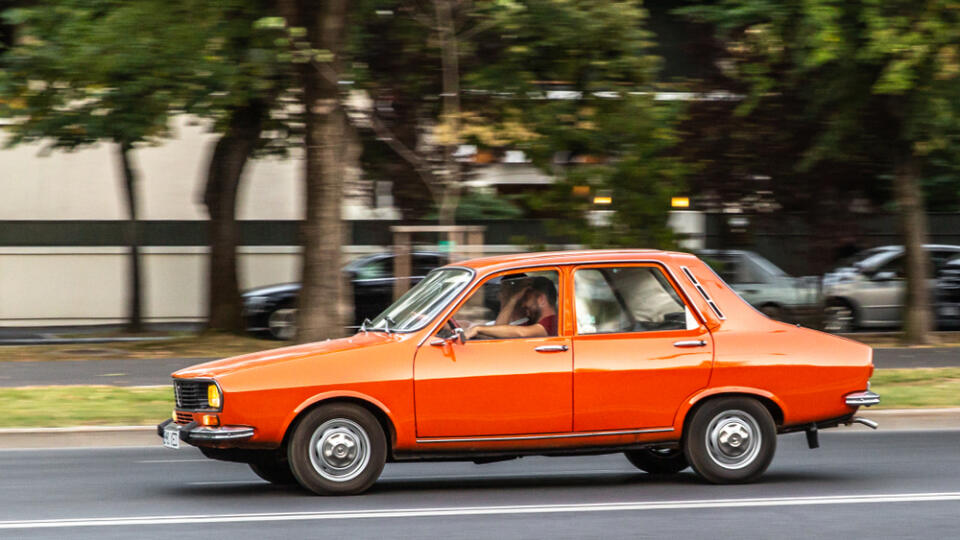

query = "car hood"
[173,331,407,379]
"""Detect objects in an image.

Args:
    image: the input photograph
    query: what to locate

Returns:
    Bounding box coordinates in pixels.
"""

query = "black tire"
[624,448,689,474]
[287,403,387,495]
[249,454,297,485]
[823,299,856,333]
[684,397,776,484]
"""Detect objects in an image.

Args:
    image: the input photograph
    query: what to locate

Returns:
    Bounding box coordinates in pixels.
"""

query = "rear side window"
[574,266,695,334]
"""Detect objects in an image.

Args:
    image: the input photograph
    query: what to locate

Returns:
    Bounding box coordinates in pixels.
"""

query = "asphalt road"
[1,429,958,539]
[0,347,957,387]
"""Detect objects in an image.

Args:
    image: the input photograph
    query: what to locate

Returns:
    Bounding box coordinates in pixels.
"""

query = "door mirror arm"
[430,327,467,347]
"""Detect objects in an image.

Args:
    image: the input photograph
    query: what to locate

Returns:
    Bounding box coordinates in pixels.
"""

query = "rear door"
[571,264,714,431]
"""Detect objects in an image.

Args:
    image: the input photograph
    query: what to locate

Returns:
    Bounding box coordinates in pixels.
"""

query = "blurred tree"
[683,0,960,344]
[0,0,291,334]
[0,0,218,332]
[353,0,687,247]
[274,0,353,343]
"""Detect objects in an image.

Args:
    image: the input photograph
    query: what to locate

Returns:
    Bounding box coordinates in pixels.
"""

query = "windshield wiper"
[360,318,373,333]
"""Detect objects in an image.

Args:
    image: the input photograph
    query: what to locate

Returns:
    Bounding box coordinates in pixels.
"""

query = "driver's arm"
[466,322,546,339]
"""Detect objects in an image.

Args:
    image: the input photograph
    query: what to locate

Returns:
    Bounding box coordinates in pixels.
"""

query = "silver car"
[698,249,820,323]
[822,244,960,332]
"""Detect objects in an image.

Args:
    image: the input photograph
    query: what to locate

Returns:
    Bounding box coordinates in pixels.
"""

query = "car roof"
[449,249,679,273]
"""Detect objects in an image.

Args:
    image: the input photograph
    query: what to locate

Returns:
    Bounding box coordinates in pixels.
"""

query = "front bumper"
[845,390,881,407]
[157,419,255,445]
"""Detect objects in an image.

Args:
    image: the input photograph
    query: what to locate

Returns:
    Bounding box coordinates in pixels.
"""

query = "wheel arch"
[281,392,398,459]
[675,388,787,437]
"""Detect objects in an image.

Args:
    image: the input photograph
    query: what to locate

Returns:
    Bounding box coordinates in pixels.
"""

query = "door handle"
[673,340,707,348]
[535,345,569,353]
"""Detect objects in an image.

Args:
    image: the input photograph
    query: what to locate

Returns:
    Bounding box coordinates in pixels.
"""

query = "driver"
[465,276,557,339]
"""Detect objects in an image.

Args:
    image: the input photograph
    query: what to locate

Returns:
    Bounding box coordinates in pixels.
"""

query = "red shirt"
[537,314,558,336]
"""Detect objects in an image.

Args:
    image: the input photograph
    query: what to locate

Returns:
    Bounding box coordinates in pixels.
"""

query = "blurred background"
[1,0,958,345]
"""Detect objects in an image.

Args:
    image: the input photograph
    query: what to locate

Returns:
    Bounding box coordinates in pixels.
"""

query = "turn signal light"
[207,384,222,409]
[201,415,220,427]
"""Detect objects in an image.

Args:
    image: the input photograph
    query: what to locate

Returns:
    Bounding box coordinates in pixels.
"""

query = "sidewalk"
[1,409,958,449]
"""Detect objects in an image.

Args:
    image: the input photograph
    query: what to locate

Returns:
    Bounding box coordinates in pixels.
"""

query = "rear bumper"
[157,419,255,445]
[845,390,881,407]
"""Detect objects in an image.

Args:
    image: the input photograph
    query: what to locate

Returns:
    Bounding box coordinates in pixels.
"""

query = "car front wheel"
[287,403,387,495]
[684,397,776,484]
[267,305,298,340]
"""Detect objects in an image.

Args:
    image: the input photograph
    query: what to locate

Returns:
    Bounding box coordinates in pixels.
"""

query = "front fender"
[279,390,399,445]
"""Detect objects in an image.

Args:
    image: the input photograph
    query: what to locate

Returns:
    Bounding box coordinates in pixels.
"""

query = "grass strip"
[0,386,172,428]
[870,368,960,409]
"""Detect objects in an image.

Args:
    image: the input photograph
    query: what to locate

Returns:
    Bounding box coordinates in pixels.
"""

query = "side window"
[450,269,560,338]
[575,266,694,335]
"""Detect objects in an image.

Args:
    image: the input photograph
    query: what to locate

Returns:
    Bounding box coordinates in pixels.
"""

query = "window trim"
[571,263,702,337]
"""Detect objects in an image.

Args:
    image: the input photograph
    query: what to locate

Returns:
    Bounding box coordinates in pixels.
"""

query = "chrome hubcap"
[268,308,298,340]
[309,419,370,482]
[705,410,762,470]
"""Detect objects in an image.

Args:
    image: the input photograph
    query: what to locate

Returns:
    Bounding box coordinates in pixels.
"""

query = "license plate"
[162,424,181,449]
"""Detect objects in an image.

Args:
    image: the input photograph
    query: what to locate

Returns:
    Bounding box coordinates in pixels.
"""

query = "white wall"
[0,117,305,221]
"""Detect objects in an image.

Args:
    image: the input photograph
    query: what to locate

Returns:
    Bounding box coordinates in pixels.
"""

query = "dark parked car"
[243,252,446,339]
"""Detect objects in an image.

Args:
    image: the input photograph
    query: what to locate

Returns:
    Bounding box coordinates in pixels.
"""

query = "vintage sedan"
[158,250,879,495]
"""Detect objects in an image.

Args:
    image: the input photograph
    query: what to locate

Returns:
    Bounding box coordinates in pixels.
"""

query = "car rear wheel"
[684,397,776,484]
[267,305,298,340]
[249,454,297,485]
[287,403,387,495]
[624,447,689,474]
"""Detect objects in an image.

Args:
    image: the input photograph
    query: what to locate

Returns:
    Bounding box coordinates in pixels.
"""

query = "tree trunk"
[117,142,144,333]
[202,100,268,333]
[297,0,350,343]
[435,0,462,226]
[894,156,933,345]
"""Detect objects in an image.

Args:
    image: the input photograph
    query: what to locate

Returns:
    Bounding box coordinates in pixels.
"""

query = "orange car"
[158,250,879,495]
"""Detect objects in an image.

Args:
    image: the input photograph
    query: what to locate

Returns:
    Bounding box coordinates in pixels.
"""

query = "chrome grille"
[175,411,194,424]
[174,380,210,411]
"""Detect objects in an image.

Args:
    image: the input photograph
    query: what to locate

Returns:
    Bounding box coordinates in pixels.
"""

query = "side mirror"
[429,326,466,347]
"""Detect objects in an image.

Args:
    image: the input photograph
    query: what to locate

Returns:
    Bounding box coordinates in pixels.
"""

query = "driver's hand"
[464,326,480,340]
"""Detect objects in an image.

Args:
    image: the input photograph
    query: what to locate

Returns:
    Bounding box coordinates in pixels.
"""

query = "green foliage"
[353,0,687,247]
[680,0,960,169]
[0,0,289,150]
[426,190,525,221]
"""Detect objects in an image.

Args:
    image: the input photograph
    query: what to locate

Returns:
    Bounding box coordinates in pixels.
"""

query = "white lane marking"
[4,492,960,529]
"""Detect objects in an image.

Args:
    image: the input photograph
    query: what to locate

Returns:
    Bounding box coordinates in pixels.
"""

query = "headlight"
[207,383,222,409]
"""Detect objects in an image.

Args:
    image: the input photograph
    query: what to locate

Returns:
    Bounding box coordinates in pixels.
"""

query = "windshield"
[367,268,473,332]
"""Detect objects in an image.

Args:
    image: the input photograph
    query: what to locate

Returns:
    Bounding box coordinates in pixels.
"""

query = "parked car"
[822,244,960,332]
[935,255,960,327]
[159,249,878,495]
[242,252,446,339]
[697,249,820,324]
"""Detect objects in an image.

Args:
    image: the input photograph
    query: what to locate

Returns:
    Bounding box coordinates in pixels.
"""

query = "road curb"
[2,409,959,449]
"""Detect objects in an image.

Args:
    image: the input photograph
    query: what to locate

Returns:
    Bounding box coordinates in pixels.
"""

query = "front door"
[414,268,572,438]
[571,264,714,431]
